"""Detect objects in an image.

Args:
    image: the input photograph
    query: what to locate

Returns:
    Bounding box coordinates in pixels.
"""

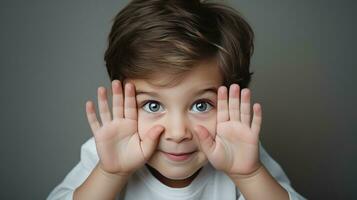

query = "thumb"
[140,125,164,160]
[193,125,215,156]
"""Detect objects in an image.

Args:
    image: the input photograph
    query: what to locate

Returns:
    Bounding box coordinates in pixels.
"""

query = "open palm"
[85,80,164,175]
[194,84,262,176]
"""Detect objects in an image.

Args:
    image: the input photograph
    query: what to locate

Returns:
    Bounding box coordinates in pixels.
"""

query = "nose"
[163,113,192,143]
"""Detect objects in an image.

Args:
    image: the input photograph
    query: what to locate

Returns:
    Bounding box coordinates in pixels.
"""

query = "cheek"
[138,111,217,138]
[202,118,217,136]
[137,113,154,138]
[191,113,217,136]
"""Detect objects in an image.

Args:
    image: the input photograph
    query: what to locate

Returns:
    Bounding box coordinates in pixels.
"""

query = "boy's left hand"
[193,84,263,178]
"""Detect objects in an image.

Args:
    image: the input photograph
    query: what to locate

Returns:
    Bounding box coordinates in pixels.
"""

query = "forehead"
[128,60,223,94]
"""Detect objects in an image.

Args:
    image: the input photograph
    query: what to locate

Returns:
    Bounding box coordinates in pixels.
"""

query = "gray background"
[1,0,356,199]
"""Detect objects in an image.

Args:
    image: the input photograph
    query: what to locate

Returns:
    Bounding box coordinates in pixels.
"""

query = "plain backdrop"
[1,0,356,199]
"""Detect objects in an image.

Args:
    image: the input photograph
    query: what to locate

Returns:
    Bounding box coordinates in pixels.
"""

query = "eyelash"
[140,99,214,114]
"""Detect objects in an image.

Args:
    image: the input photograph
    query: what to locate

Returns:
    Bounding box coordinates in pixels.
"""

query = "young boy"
[48,0,305,199]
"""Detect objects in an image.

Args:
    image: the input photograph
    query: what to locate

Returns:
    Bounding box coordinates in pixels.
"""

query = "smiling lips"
[162,151,196,162]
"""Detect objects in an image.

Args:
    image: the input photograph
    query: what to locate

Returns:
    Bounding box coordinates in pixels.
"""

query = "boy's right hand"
[85,80,164,176]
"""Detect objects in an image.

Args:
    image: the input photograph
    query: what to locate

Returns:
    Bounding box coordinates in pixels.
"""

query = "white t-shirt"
[47,137,306,200]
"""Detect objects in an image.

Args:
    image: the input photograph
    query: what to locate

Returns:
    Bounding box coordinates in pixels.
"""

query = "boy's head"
[104,0,254,88]
[104,0,255,186]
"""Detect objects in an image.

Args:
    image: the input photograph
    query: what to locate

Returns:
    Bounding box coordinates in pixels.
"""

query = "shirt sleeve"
[47,137,99,200]
[237,142,306,200]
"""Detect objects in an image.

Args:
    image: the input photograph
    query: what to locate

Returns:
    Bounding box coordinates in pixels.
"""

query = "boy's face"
[128,59,223,182]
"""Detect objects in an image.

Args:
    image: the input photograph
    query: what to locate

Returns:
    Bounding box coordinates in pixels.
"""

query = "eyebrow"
[136,86,218,97]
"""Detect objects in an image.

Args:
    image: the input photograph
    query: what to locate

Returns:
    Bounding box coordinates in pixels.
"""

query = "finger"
[98,87,112,125]
[217,86,229,123]
[228,84,240,121]
[240,88,251,126]
[85,100,101,134]
[251,103,262,135]
[193,125,215,155]
[112,80,124,119]
[124,83,138,120]
[140,125,164,160]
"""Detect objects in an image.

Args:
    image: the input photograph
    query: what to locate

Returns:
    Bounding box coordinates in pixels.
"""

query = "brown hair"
[104,0,254,88]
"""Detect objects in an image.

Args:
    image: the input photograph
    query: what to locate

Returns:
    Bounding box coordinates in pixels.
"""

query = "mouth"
[161,151,197,162]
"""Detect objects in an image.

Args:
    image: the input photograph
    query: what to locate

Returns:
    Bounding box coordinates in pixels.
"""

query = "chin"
[147,151,208,180]
[162,165,200,180]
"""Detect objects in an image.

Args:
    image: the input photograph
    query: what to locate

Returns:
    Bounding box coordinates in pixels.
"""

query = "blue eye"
[191,101,212,113]
[142,101,164,113]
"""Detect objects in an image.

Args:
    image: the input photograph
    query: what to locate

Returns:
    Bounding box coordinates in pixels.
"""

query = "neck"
[146,164,202,188]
